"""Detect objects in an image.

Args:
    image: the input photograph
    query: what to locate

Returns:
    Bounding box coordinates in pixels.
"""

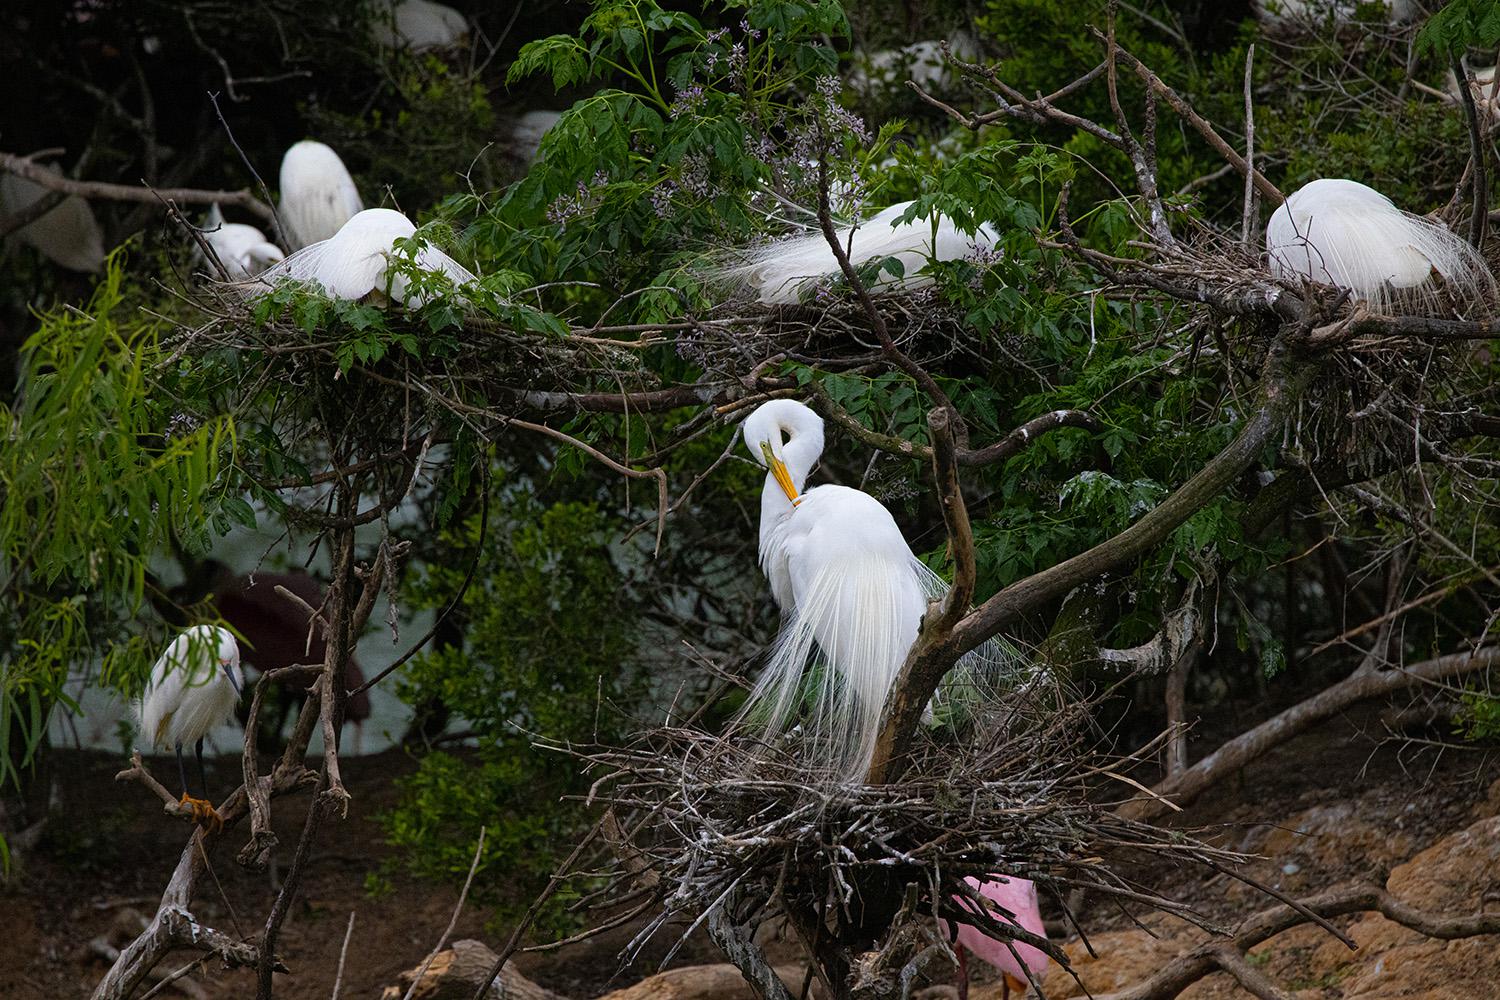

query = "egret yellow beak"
[760,441,799,504]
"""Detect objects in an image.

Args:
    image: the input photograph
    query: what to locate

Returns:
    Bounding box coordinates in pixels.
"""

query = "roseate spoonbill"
[0,168,106,273]
[714,201,997,304]
[738,399,1013,779]
[951,875,1050,999]
[1264,178,1494,314]
[255,207,475,306]
[137,625,243,830]
[200,204,283,280]
[278,140,363,250]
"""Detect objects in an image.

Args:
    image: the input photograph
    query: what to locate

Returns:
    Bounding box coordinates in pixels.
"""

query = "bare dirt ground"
[2,701,1496,1000]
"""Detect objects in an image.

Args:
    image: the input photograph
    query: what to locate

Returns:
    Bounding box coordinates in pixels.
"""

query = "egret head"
[203,624,244,697]
[742,399,825,503]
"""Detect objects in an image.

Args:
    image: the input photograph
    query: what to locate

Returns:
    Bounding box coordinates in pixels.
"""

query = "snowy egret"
[1265,178,1494,314]
[714,201,997,305]
[255,207,476,306]
[278,140,363,250]
[740,399,1012,779]
[950,875,1049,1000]
[199,204,284,280]
[137,624,244,829]
[0,169,106,273]
[372,0,468,51]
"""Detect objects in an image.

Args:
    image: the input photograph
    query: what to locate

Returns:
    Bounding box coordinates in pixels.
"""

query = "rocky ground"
[2,704,1497,1000]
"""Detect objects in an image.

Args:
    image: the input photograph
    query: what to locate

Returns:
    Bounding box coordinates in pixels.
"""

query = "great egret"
[1264,178,1494,314]
[0,169,106,273]
[715,201,997,305]
[278,140,363,250]
[255,207,476,306]
[137,624,244,829]
[372,0,468,51]
[951,875,1050,1000]
[199,204,284,280]
[740,398,1010,779]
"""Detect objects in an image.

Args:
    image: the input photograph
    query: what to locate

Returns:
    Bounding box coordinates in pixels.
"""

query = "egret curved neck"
[760,435,819,521]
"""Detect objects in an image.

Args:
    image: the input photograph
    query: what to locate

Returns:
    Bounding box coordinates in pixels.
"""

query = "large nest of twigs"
[562,685,1253,981]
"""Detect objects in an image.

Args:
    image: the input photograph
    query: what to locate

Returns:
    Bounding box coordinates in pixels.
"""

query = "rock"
[380,939,567,1000]
[596,963,807,1000]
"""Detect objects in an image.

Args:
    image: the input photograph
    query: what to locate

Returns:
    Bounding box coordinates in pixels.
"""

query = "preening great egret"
[0,169,106,273]
[137,624,244,829]
[278,140,363,250]
[372,0,469,51]
[951,875,1050,999]
[715,201,998,305]
[200,204,284,280]
[255,207,476,306]
[1265,178,1494,314]
[740,399,1011,779]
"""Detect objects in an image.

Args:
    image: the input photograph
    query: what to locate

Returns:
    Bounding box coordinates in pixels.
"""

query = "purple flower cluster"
[669,83,706,120]
[546,170,610,226]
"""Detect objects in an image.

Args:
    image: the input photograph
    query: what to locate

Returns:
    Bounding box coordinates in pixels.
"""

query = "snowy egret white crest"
[740,399,1015,780]
[713,201,999,305]
[137,624,243,753]
[1265,178,1494,314]
[372,0,468,51]
[278,140,363,250]
[0,169,106,274]
[200,204,284,280]
[255,207,477,306]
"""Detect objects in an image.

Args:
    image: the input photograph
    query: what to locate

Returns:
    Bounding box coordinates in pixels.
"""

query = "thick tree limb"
[1120,646,1500,822]
[0,151,276,225]
[706,903,797,1000]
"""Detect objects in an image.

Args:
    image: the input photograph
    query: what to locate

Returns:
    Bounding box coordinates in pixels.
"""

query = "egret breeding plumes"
[137,624,244,829]
[255,207,476,306]
[1265,178,1495,314]
[951,875,1050,999]
[199,204,284,280]
[740,399,1014,780]
[372,0,468,51]
[0,169,106,273]
[278,140,363,250]
[714,201,998,305]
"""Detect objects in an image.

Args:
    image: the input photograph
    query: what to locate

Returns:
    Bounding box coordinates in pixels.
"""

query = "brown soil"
[3,705,1497,1000]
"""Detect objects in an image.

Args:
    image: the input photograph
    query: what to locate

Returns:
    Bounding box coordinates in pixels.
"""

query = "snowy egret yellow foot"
[178,793,223,833]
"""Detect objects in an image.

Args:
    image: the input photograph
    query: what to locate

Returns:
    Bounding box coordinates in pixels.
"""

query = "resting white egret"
[0,169,106,273]
[715,201,997,305]
[199,204,284,280]
[950,875,1049,999]
[255,207,476,306]
[1265,178,1494,314]
[740,399,1010,779]
[137,625,244,829]
[278,140,363,250]
[372,0,469,51]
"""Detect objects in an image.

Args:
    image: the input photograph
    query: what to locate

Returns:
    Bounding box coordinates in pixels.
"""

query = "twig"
[403,827,487,1000]
[330,911,356,1000]
[1451,52,1489,248]
[0,151,275,224]
[1241,44,1257,249]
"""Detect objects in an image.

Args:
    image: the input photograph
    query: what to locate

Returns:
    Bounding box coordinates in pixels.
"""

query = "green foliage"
[1417,0,1500,57]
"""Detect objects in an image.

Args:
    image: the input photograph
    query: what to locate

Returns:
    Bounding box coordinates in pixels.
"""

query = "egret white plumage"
[950,875,1050,1000]
[278,140,363,250]
[511,110,563,164]
[199,204,284,280]
[740,399,1012,779]
[715,201,998,305]
[137,624,244,829]
[1265,178,1494,314]
[372,0,468,51]
[0,169,106,273]
[255,207,476,306]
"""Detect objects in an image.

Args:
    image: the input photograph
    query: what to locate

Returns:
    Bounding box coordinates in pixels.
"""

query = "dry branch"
[0,150,276,224]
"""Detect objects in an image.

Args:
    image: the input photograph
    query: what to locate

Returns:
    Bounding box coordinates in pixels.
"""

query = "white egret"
[372,0,469,52]
[255,207,476,306]
[137,624,244,829]
[511,110,563,164]
[0,169,106,273]
[1265,178,1494,314]
[278,140,363,250]
[199,204,284,280]
[950,875,1050,999]
[740,399,1011,779]
[715,201,997,305]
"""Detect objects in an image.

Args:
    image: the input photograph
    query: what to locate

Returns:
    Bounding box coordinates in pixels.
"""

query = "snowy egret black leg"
[175,742,189,797]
